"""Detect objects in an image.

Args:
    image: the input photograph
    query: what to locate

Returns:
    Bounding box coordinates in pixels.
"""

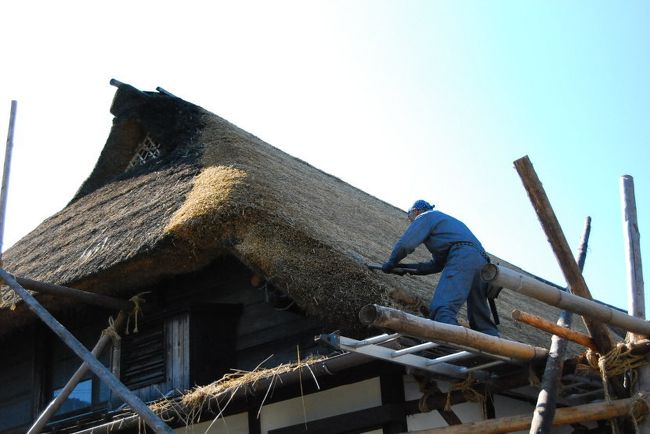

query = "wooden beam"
[0,100,17,262]
[482,264,650,337]
[0,268,174,434]
[359,304,548,361]
[530,216,592,434]
[27,310,129,434]
[511,309,596,351]
[408,394,649,434]
[14,275,133,311]
[513,156,614,353]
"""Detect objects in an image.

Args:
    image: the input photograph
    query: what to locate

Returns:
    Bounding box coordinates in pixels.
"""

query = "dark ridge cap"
[70,81,206,204]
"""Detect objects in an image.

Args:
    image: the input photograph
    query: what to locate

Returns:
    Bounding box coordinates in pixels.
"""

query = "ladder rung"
[426,351,472,366]
[460,360,504,373]
[391,341,439,358]
[350,333,400,348]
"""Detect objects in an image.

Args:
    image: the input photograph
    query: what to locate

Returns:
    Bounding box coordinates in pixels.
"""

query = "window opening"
[128,134,161,168]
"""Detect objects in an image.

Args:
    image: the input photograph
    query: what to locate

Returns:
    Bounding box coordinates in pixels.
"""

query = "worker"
[382,200,499,336]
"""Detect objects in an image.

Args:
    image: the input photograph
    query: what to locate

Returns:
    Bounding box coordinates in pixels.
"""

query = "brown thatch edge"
[69,352,375,433]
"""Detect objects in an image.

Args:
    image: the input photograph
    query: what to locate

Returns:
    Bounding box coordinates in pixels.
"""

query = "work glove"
[381,262,394,273]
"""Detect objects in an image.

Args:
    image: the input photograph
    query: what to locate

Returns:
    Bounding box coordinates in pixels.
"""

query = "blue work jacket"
[386,210,484,268]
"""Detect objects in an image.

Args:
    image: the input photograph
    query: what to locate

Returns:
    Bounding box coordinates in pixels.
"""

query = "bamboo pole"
[407,394,649,434]
[513,156,614,353]
[530,216,592,434]
[0,100,17,262]
[0,269,174,434]
[512,309,596,351]
[482,264,650,337]
[359,304,548,361]
[621,175,645,342]
[28,310,129,434]
[14,275,133,311]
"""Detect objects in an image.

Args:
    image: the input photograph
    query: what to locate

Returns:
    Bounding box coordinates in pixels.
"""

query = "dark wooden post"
[529,216,591,433]
[513,156,614,353]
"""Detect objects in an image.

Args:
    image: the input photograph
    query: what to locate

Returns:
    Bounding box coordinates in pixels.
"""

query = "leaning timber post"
[28,310,129,434]
[14,275,134,311]
[621,175,645,343]
[407,394,650,434]
[0,269,174,434]
[0,100,17,263]
[620,175,650,434]
[359,304,548,361]
[513,156,614,353]
[530,216,591,434]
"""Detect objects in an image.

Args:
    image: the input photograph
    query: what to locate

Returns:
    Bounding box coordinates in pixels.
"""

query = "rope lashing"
[125,292,148,335]
[443,374,485,412]
[580,342,649,402]
[101,316,122,345]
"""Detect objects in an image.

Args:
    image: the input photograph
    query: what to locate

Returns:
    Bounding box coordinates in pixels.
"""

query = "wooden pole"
[407,394,649,434]
[512,309,596,351]
[530,216,592,434]
[27,310,129,434]
[621,175,645,341]
[359,304,548,361]
[0,268,174,434]
[0,100,17,261]
[14,275,133,311]
[620,175,650,434]
[482,264,650,337]
[513,156,614,353]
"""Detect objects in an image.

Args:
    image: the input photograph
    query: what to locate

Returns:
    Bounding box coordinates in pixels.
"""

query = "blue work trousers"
[428,245,499,336]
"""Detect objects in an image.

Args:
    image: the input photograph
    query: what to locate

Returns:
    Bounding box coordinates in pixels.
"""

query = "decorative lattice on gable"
[128,134,161,168]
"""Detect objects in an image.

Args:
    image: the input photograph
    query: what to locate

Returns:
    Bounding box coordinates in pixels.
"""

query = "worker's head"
[407,200,434,222]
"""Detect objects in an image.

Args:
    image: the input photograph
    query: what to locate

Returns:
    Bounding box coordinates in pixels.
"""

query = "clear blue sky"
[1,1,648,312]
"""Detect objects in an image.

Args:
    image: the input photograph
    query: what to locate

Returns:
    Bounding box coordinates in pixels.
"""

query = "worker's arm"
[383,215,434,271]
[414,258,445,275]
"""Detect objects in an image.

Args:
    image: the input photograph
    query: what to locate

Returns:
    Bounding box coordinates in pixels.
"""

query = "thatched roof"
[0,83,566,346]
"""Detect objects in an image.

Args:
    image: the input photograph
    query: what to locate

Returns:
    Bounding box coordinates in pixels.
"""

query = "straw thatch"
[0,83,567,346]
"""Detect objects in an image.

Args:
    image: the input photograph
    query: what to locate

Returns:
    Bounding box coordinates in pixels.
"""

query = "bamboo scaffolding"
[512,309,596,351]
[27,310,129,434]
[0,269,174,434]
[407,394,649,434]
[13,275,134,311]
[482,264,650,337]
[359,304,548,361]
[529,216,592,434]
[513,156,615,353]
[0,100,17,262]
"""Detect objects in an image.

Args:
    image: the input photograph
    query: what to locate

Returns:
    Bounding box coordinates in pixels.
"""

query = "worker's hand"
[381,262,394,273]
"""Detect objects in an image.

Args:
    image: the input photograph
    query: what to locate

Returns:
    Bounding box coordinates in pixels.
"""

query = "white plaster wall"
[404,375,583,433]
[260,377,382,433]
[174,412,248,434]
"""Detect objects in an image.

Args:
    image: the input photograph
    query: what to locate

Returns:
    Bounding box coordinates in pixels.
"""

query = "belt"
[450,241,491,263]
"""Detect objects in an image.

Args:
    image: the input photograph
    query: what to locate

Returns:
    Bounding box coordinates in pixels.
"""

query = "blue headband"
[408,200,434,214]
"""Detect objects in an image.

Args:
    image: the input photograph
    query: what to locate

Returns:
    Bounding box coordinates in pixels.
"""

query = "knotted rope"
[580,342,649,402]
[101,316,122,345]
[125,292,148,335]
[443,374,486,413]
